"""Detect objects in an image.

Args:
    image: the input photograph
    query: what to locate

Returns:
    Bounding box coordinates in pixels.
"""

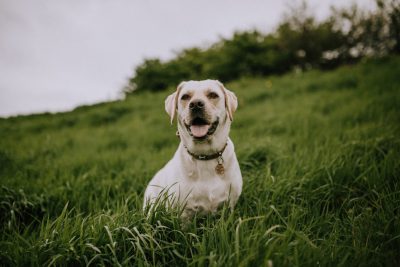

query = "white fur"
[144,80,242,217]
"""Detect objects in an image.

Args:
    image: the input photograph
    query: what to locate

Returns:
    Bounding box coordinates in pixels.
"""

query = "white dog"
[143,80,242,218]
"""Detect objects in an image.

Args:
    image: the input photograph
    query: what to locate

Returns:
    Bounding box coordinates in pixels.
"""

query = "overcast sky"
[0,0,375,117]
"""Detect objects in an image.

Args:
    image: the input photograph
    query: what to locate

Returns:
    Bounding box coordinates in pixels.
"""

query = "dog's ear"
[217,81,238,121]
[165,82,185,124]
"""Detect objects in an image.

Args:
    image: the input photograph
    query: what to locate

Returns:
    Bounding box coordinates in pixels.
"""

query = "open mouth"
[185,117,219,140]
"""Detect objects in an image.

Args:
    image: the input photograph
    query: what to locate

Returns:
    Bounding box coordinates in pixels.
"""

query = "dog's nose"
[189,99,205,110]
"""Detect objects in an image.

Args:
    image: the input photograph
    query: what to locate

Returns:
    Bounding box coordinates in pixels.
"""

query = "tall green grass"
[1,56,399,266]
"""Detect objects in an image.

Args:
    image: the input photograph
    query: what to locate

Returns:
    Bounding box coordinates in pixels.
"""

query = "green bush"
[125,0,400,93]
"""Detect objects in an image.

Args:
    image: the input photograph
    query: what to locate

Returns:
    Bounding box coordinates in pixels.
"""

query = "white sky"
[0,0,374,117]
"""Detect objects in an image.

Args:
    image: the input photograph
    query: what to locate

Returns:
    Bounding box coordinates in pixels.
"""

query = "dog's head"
[165,80,238,153]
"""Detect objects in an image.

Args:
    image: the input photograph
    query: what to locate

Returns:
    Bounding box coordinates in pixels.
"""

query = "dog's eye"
[207,92,219,99]
[181,94,190,101]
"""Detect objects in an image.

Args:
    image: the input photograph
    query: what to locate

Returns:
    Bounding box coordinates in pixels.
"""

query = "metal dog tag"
[215,163,224,175]
[215,155,224,175]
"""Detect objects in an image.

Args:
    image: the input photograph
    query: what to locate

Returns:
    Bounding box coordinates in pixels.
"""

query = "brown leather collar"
[184,143,227,160]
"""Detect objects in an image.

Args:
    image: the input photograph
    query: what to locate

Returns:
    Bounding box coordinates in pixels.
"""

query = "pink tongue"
[190,125,210,137]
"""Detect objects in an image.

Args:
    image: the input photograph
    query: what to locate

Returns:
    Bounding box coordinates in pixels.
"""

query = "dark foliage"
[125,0,400,93]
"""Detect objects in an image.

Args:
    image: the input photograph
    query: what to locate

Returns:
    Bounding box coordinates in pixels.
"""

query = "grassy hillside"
[1,56,399,266]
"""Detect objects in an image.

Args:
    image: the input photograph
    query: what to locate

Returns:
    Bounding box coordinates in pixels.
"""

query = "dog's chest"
[183,173,231,213]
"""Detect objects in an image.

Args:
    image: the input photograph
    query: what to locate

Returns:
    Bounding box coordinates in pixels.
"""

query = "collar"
[184,143,227,161]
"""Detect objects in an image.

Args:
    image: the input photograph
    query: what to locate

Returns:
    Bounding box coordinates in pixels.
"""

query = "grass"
[0,56,399,266]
